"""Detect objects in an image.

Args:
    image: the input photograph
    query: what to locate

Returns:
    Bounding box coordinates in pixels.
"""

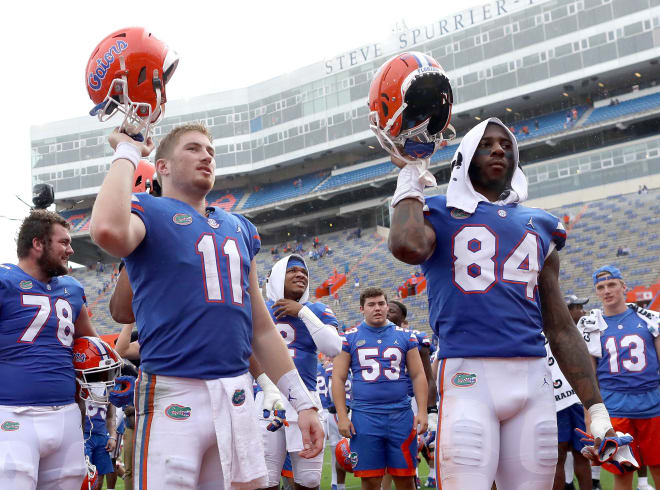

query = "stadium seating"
[585,92,660,126]
[509,106,588,141]
[242,173,326,209]
[73,188,660,337]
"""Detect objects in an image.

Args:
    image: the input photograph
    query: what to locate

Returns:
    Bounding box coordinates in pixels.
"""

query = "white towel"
[210,373,268,489]
[446,117,528,213]
[577,309,608,358]
[266,254,310,303]
[577,304,660,358]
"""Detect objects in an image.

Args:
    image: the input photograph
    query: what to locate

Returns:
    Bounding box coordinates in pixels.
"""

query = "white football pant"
[255,390,325,487]
[0,403,86,490]
[134,371,267,489]
[436,357,558,490]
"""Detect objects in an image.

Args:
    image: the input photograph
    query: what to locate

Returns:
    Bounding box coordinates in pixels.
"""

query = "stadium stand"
[73,187,660,337]
[242,173,326,209]
[586,91,660,126]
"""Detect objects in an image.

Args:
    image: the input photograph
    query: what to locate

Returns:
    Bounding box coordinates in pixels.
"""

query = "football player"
[385,300,436,489]
[380,52,620,486]
[332,287,428,489]
[90,122,324,489]
[546,295,592,490]
[0,210,97,489]
[74,337,122,490]
[578,266,660,490]
[257,254,342,489]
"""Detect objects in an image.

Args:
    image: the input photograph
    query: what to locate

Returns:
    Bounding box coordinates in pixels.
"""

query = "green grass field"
[101,446,655,489]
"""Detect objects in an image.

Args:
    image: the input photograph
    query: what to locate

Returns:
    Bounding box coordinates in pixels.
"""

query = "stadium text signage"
[324,0,550,75]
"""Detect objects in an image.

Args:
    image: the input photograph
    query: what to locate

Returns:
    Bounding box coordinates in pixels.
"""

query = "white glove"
[609,432,639,472]
[256,373,284,416]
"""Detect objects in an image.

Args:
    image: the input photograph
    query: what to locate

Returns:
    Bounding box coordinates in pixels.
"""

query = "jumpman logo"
[543,377,549,386]
[287,390,297,403]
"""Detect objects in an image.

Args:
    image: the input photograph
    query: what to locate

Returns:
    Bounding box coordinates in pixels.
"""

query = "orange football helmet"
[73,337,122,405]
[133,160,160,195]
[335,438,356,473]
[81,457,98,490]
[86,27,178,138]
[368,51,454,164]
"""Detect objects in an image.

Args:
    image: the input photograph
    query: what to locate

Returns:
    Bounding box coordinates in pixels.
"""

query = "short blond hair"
[155,123,213,183]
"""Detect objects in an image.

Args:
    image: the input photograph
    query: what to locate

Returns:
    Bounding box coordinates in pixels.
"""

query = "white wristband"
[392,164,425,208]
[276,369,320,413]
[113,142,140,169]
[588,402,612,440]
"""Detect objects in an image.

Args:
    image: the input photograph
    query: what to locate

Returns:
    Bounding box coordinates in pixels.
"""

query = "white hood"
[266,254,310,303]
[446,117,528,213]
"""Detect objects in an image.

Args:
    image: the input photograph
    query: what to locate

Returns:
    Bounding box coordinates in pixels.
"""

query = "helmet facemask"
[89,49,179,140]
[76,358,121,405]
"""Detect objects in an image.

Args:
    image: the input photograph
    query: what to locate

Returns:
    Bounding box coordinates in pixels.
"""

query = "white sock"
[564,451,574,484]
[429,463,435,478]
[337,485,345,490]
[591,465,601,479]
[638,476,648,488]
[330,446,337,485]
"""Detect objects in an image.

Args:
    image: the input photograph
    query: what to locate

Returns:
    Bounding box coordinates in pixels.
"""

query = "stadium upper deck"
[31,0,660,201]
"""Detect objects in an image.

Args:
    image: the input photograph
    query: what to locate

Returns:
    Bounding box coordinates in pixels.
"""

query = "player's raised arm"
[388,159,437,265]
[90,129,151,258]
[538,250,614,448]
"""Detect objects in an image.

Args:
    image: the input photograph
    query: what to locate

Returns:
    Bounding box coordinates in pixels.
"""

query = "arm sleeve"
[407,330,419,351]
[129,193,152,232]
[298,304,342,357]
[341,333,351,353]
[235,214,261,259]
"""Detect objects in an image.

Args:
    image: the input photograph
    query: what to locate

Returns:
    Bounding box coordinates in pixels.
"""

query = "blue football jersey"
[125,194,260,379]
[597,309,660,392]
[342,321,418,413]
[317,362,332,409]
[268,301,338,391]
[0,264,87,405]
[83,401,108,436]
[318,361,352,409]
[422,196,566,359]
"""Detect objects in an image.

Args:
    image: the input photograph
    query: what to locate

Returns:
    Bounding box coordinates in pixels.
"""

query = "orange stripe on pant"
[139,373,157,490]
[395,425,418,476]
[436,359,446,490]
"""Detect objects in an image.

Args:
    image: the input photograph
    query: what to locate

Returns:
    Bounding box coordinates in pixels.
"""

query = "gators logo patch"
[172,213,193,225]
[451,372,477,387]
[450,208,471,219]
[165,404,192,420]
[232,389,246,406]
[19,280,33,290]
[1,421,19,431]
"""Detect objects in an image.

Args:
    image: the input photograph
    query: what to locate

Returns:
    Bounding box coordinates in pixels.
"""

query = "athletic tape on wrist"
[113,142,140,169]
[391,164,425,208]
[276,369,319,412]
[588,402,612,441]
